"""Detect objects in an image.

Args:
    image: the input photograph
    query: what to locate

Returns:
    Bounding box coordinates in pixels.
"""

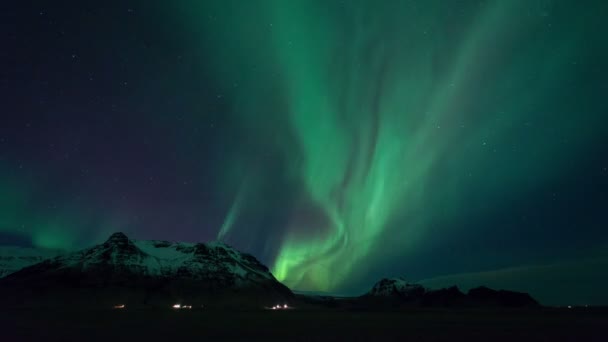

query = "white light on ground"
[113,304,125,309]
[267,304,292,310]
[173,304,181,309]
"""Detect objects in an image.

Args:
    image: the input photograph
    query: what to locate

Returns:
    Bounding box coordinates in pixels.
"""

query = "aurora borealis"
[2,1,608,304]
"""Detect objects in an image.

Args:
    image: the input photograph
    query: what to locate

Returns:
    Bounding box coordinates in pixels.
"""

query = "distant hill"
[361,278,539,308]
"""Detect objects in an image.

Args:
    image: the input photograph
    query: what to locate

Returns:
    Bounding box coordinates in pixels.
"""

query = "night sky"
[2,0,608,305]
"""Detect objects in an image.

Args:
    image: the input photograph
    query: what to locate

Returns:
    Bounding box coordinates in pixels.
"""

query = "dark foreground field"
[1,308,607,341]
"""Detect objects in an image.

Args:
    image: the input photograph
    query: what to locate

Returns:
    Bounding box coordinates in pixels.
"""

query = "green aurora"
[174,0,607,291]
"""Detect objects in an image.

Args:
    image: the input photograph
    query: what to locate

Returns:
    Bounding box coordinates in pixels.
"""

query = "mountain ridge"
[0,233,540,309]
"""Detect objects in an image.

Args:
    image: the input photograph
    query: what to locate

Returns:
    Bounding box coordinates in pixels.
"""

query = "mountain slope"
[0,246,61,278]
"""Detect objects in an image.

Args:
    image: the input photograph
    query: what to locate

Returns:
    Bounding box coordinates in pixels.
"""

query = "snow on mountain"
[367,278,425,297]
[130,237,275,286]
[0,246,61,278]
[2,232,287,293]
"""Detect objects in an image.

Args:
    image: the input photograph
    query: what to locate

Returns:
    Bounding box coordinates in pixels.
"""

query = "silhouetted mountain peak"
[105,232,130,244]
[364,277,540,308]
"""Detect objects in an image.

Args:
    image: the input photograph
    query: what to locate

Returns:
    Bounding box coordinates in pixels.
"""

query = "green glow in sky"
[2,1,606,301]
[176,0,606,291]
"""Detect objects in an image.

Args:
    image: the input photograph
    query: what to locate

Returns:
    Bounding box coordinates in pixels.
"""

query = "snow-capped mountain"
[29,232,277,284]
[0,232,292,308]
[0,246,61,278]
[367,278,425,298]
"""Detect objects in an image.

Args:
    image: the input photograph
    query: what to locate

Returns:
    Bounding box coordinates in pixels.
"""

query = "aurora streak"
[176,0,607,291]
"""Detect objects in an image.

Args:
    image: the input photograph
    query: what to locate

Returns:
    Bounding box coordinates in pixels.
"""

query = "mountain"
[0,232,293,308]
[367,278,425,298]
[0,246,61,278]
[362,278,539,308]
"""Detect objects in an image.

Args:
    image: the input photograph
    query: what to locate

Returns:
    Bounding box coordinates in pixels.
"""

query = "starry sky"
[2,0,608,305]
